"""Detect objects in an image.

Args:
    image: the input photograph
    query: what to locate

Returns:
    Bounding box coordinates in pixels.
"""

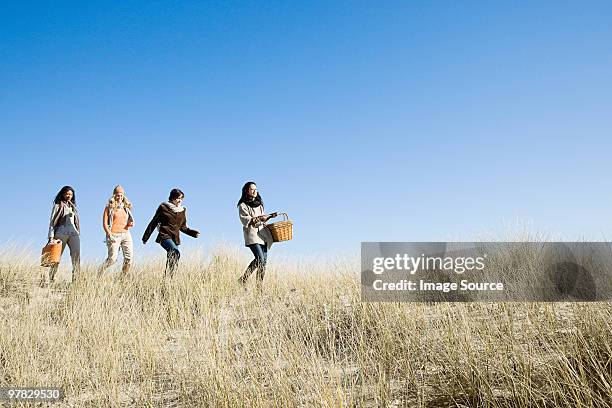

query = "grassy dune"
[0,247,610,407]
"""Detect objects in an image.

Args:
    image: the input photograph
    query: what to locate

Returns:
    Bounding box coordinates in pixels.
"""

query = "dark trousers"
[49,234,80,283]
[160,239,180,277]
[240,243,268,284]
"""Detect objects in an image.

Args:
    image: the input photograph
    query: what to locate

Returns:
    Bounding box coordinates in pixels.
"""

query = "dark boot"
[48,264,59,284]
[165,249,180,277]
[255,261,266,292]
[239,259,258,284]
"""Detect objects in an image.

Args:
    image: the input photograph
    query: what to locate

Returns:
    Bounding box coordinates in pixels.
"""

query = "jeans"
[160,238,180,277]
[239,243,268,284]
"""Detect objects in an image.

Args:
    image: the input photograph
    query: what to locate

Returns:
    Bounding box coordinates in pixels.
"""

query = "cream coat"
[238,203,273,248]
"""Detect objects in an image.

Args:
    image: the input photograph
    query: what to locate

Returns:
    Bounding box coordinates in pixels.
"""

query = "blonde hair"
[107,185,132,209]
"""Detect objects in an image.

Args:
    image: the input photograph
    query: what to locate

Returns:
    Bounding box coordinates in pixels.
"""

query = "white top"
[238,203,273,248]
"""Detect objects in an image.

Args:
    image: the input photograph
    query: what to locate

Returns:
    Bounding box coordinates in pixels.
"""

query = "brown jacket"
[142,203,198,245]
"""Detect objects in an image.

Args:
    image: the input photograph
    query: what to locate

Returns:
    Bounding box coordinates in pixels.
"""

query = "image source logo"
[361,242,612,302]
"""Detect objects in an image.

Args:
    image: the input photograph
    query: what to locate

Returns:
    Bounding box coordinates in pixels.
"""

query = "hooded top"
[142,202,198,245]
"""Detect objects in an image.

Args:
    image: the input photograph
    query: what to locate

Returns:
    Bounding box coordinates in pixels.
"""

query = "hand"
[105,233,111,242]
[195,232,200,238]
[127,222,134,228]
[270,212,278,218]
[142,240,147,245]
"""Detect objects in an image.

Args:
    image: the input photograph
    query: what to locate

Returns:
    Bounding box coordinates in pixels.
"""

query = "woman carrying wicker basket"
[237,182,277,288]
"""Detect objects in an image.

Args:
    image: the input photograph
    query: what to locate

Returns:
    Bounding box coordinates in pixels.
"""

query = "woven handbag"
[266,213,293,242]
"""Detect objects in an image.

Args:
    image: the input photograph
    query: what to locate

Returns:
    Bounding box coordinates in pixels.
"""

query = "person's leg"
[47,235,69,284]
[160,239,180,277]
[255,244,268,284]
[66,235,81,281]
[120,232,133,274]
[99,234,120,275]
[239,244,263,284]
[239,259,256,283]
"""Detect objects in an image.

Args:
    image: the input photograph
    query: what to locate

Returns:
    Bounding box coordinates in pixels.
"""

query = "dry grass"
[0,246,610,407]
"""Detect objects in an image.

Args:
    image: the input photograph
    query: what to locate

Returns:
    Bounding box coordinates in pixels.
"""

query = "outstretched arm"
[239,204,276,226]
[142,206,161,243]
[180,209,199,238]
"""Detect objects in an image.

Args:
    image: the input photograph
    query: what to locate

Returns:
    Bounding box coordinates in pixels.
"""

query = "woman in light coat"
[237,181,277,287]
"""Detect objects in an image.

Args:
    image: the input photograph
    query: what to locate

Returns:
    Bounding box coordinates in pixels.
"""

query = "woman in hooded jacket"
[142,188,200,277]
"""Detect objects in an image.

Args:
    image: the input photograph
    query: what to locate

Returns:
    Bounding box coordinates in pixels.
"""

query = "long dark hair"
[54,186,76,205]
[237,181,263,207]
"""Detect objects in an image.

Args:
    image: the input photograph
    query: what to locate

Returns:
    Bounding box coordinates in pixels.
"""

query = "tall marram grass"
[0,245,610,407]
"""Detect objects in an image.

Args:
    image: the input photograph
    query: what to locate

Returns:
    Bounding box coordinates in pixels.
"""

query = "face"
[247,184,258,198]
[114,188,125,203]
[172,195,184,206]
[63,189,73,202]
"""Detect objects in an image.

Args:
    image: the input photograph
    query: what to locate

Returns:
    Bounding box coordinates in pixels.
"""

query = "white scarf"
[164,201,184,213]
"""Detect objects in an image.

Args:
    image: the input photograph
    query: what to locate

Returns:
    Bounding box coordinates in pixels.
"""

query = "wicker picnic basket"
[41,241,62,267]
[267,213,293,242]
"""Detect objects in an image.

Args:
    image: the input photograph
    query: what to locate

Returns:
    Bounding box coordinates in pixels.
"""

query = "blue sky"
[1,1,611,261]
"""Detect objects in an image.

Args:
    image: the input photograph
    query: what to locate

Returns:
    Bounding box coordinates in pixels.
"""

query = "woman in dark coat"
[142,188,200,276]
